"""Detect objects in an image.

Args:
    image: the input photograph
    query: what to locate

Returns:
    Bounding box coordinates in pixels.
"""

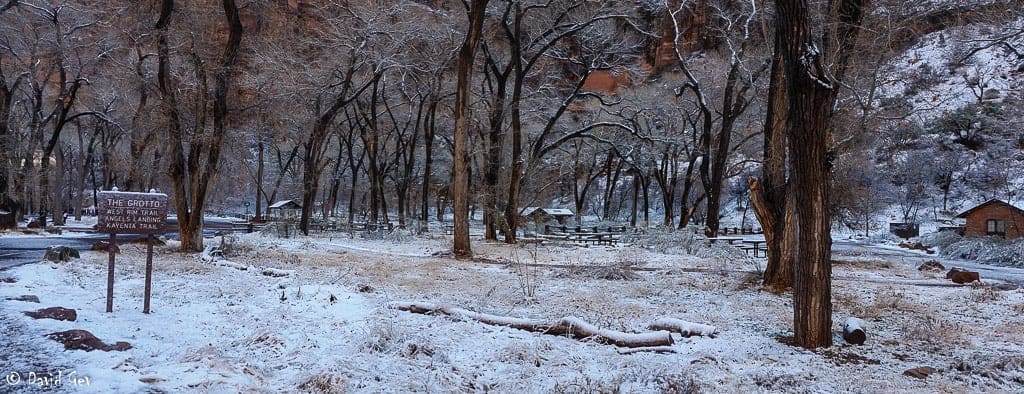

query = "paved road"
[833,240,1024,286]
[0,233,147,271]
[0,217,248,270]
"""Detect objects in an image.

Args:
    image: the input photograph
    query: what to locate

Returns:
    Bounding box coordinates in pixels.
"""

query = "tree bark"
[420,99,437,223]
[774,0,867,349]
[754,29,793,292]
[0,49,18,229]
[451,0,489,257]
[253,139,265,222]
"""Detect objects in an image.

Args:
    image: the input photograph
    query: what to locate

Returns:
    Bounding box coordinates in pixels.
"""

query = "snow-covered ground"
[1,230,1023,392]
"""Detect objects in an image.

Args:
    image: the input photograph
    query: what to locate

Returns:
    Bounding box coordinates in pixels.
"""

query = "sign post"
[96,190,169,313]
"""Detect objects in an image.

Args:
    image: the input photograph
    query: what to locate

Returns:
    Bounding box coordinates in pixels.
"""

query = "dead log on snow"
[392,302,673,348]
[843,317,866,345]
[617,346,677,354]
[648,318,718,338]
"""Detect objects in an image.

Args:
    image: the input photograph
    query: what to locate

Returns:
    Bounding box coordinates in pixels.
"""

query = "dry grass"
[871,286,923,315]
[902,315,971,347]
[832,257,896,270]
[966,284,1004,302]
[297,373,348,394]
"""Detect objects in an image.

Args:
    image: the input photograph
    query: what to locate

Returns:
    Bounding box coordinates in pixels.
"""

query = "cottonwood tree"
[451,0,489,257]
[154,0,244,251]
[774,0,869,348]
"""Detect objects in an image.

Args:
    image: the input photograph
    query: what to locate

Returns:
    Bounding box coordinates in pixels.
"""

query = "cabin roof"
[955,199,1024,218]
[268,200,301,209]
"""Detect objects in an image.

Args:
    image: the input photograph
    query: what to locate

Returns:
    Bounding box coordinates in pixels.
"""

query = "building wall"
[964,204,1024,239]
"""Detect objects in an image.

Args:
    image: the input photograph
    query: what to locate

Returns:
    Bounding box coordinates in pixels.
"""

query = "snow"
[2,231,1024,392]
[843,317,866,333]
[878,14,1024,121]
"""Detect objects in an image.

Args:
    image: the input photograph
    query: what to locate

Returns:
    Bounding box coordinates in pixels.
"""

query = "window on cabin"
[986,219,1006,237]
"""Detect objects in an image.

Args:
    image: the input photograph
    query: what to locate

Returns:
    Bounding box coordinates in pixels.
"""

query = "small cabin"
[521,207,574,225]
[268,200,301,221]
[955,199,1024,240]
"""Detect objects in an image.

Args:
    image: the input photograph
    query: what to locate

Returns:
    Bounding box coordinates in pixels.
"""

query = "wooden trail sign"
[96,190,169,313]
[97,192,169,234]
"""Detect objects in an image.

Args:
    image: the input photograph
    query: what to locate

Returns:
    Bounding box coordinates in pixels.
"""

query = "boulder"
[1,277,15,283]
[45,330,132,352]
[91,241,120,253]
[44,246,80,262]
[903,366,936,379]
[946,268,980,284]
[25,307,77,321]
[7,295,40,303]
[917,260,945,272]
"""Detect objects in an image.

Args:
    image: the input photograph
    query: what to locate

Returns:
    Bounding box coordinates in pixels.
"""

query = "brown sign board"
[96,191,169,234]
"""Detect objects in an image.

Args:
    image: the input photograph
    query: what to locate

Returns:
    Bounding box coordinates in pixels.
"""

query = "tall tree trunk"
[641,173,650,227]
[420,100,437,222]
[451,0,489,257]
[601,154,621,221]
[254,139,265,221]
[52,144,65,225]
[677,153,700,229]
[775,0,867,349]
[73,123,95,221]
[0,62,18,229]
[753,29,794,292]
[629,171,639,227]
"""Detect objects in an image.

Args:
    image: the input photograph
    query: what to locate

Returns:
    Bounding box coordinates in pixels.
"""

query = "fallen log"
[843,317,866,345]
[392,301,673,348]
[617,346,677,354]
[648,318,718,338]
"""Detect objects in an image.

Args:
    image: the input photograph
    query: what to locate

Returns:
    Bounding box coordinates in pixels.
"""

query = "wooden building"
[268,200,301,220]
[955,199,1024,239]
[521,207,574,225]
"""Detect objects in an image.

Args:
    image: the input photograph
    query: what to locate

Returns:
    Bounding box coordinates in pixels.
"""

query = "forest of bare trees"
[2,0,1023,348]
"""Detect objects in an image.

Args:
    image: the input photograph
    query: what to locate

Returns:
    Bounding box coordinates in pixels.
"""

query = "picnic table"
[707,236,743,245]
[570,232,620,246]
[740,239,768,257]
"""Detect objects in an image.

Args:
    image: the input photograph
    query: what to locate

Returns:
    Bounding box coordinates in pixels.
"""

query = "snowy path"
[833,240,1024,286]
[0,308,72,393]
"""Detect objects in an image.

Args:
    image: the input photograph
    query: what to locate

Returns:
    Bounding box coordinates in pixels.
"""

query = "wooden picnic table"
[740,239,768,257]
[570,232,620,246]
[707,236,744,245]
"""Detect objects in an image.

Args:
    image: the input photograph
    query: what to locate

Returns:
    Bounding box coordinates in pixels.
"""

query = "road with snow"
[833,239,1024,286]
[0,217,249,270]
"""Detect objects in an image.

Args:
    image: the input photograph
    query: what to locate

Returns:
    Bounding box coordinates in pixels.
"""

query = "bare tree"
[774,0,868,348]
[667,0,766,237]
[155,0,244,251]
